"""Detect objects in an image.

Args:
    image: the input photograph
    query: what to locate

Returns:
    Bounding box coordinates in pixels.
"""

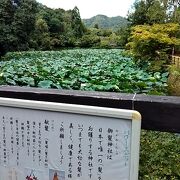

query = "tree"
[168,0,180,22]
[128,0,148,25]
[79,34,100,47]
[12,0,38,50]
[71,6,86,38]
[0,0,15,56]
[127,23,180,70]
[48,17,64,34]
[94,23,99,29]
[115,27,131,47]
[0,0,38,56]
[146,0,167,24]
[32,18,51,50]
[128,0,167,25]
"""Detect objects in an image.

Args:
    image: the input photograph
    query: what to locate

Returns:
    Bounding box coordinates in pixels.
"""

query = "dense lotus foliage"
[0,49,179,180]
[0,49,168,94]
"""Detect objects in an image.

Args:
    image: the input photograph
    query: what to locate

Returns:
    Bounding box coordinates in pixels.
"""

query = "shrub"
[168,65,180,96]
[127,23,180,72]
[139,130,180,179]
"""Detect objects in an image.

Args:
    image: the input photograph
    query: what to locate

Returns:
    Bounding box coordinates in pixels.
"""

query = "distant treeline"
[0,0,128,57]
[0,0,86,56]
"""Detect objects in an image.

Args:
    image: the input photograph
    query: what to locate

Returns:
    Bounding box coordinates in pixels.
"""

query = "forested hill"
[83,15,129,30]
[0,0,86,56]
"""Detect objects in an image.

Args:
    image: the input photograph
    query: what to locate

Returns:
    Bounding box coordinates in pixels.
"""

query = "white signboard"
[0,97,141,180]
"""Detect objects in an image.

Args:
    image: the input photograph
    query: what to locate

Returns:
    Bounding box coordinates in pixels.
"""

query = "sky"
[36,0,135,19]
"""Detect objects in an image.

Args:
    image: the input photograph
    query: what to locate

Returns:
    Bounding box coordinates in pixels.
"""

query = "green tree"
[128,0,167,25]
[12,0,38,50]
[36,6,86,48]
[0,0,38,56]
[169,0,180,22]
[48,17,64,34]
[0,0,15,56]
[128,0,148,25]
[115,27,131,48]
[31,18,51,50]
[79,34,100,47]
[94,23,99,29]
[127,23,180,70]
[146,0,167,24]
[71,6,86,38]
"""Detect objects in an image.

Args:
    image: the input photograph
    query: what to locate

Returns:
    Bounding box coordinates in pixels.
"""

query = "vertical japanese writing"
[2,116,7,165]
[77,124,83,178]
[88,126,93,179]
[26,120,30,156]
[44,119,49,167]
[0,107,133,180]
[15,119,19,165]
[51,120,55,132]
[38,122,42,166]
[44,119,49,132]
[44,138,48,167]
[32,121,36,162]
[97,128,103,180]
[10,117,14,154]
[107,128,113,160]
[59,122,64,165]
[115,129,119,155]
[20,122,25,148]
[68,145,73,179]
[123,130,130,166]
[68,123,74,179]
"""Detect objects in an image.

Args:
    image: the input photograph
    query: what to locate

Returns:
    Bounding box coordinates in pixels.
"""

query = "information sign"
[0,97,141,180]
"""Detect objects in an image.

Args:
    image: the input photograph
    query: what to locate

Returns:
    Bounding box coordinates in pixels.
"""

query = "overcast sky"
[36,0,135,19]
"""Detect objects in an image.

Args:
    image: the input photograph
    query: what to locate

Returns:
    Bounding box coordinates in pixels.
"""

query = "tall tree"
[32,18,51,50]
[0,0,15,56]
[71,6,86,38]
[128,0,167,25]
[128,0,148,25]
[169,0,180,22]
[0,0,38,56]
[12,0,38,50]
[146,0,167,24]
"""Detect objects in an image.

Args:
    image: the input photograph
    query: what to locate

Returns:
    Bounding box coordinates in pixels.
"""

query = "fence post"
[171,55,180,68]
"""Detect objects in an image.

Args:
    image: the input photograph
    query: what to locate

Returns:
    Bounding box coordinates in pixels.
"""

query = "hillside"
[83,14,129,30]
